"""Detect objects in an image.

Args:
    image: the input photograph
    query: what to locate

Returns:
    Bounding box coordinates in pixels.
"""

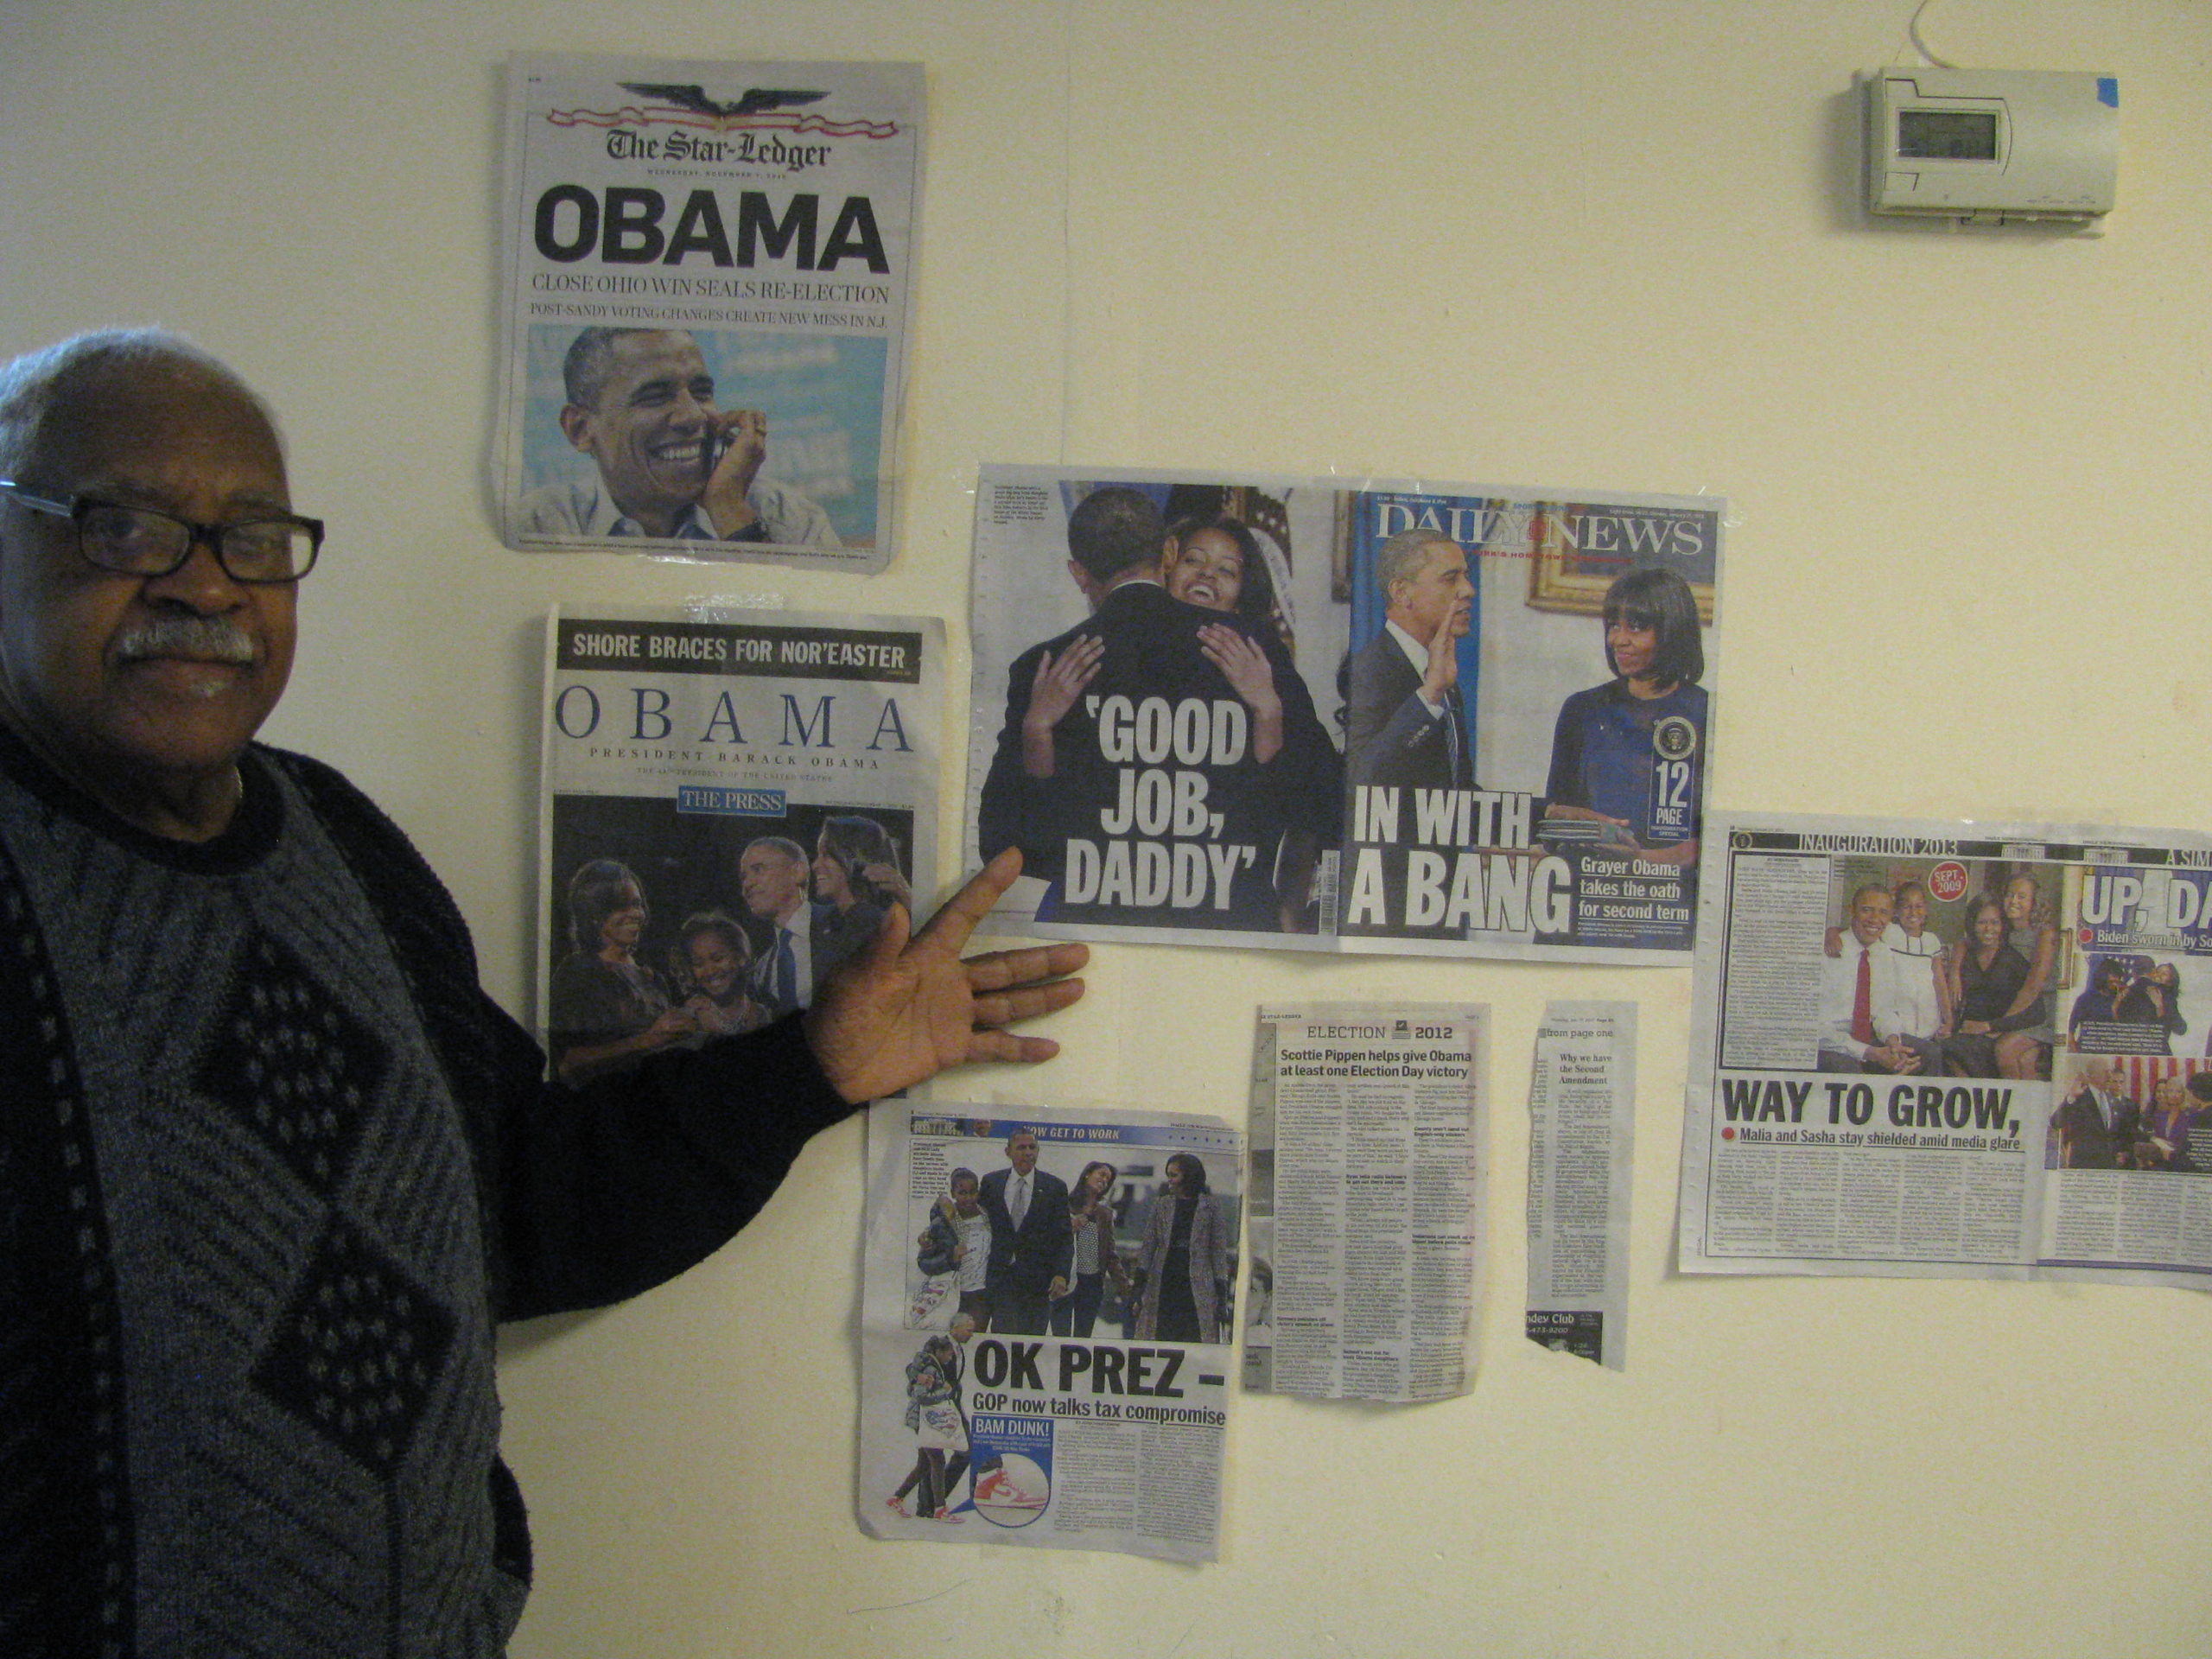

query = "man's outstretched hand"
[804,849,1088,1104]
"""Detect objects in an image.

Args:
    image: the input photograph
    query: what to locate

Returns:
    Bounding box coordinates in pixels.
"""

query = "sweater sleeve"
[267,745,861,1324]
[486,1003,856,1321]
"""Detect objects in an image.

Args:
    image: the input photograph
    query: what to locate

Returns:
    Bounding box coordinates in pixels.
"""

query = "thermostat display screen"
[1897,109,1999,161]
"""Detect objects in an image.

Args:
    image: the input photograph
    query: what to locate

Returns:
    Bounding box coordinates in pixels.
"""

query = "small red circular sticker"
[1927,861,1969,903]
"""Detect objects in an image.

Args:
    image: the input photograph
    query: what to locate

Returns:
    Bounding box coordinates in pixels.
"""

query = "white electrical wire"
[1908,0,1961,69]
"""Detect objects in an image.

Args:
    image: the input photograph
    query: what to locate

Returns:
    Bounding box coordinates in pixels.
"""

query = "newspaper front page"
[1525,1001,1636,1370]
[536,607,938,1079]
[1242,1006,1487,1402]
[858,1105,1240,1560]
[497,55,922,570]
[1680,812,2212,1290]
[967,466,1721,962]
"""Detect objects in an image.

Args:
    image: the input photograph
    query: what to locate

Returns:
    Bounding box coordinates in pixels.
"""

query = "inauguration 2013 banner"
[496,54,922,571]
[964,465,1724,963]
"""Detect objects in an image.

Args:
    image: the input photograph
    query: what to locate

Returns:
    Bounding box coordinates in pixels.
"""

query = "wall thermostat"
[1864,67,2117,223]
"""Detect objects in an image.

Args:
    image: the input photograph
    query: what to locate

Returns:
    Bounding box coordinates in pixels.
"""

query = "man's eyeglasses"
[0,481,322,583]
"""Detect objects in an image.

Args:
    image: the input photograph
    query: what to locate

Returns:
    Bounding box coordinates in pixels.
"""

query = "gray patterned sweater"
[0,736,853,1656]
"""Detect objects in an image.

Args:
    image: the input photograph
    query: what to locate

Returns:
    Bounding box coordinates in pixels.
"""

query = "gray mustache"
[116,616,257,664]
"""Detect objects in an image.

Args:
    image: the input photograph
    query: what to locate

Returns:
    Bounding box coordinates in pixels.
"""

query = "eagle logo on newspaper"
[546,83,903,139]
[620,84,827,120]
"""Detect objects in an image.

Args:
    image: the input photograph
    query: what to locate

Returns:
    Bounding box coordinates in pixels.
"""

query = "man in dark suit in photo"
[977,1129,1071,1335]
[1341,528,1478,938]
[2054,1057,2141,1169]
[1346,527,1476,793]
[739,836,834,1015]
[976,486,1337,931]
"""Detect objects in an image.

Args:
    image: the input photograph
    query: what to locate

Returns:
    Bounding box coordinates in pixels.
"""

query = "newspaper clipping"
[537,607,938,1079]
[497,55,922,570]
[858,1105,1241,1560]
[1524,1001,1636,1370]
[1679,812,2212,1290]
[1242,1006,1487,1403]
[967,466,1722,962]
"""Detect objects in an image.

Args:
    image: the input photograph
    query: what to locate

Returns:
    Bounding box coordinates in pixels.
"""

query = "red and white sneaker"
[884,1497,910,1519]
[974,1467,1046,1509]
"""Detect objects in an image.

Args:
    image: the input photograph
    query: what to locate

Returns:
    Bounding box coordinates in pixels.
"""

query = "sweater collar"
[0,727,284,874]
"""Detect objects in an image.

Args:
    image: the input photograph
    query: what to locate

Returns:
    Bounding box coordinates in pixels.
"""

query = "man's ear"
[1066,558,1104,607]
[557,403,596,454]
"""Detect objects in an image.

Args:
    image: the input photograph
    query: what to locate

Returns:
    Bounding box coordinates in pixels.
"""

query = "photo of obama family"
[543,798,912,1082]
[903,1122,1240,1345]
[869,1112,1241,1535]
[1817,860,2068,1082]
[1817,857,2210,1085]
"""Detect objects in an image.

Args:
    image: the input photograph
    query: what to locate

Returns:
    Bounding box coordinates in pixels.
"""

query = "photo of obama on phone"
[514,323,886,552]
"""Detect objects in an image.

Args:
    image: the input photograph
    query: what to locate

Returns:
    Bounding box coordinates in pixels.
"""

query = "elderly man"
[1345,527,1476,794]
[0,329,1084,1656]
[516,325,840,546]
[1818,886,1938,1075]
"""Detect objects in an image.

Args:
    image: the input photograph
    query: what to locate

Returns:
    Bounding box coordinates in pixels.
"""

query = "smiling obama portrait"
[0,330,1085,1654]
[516,325,841,548]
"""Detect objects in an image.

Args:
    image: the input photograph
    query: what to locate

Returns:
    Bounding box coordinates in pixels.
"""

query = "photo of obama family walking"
[1817,856,2211,1088]
[884,1121,1239,1527]
[909,1127,1236,1344]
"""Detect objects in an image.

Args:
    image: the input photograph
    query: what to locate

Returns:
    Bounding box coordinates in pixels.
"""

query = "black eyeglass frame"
[0,480,323,583]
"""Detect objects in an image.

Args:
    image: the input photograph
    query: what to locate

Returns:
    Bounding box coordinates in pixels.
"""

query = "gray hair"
[563,326,696,410]
[1373,527,1459,599]
[0,327,276,480]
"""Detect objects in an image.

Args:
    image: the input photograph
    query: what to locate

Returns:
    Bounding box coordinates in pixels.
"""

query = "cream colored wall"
[4,1,2209,1653]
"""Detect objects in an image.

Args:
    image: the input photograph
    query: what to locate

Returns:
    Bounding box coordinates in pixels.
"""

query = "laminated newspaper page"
[1242,1006,1487,1402]
[966,466,1722,962]
[497,55,922,571]
[1679,812,2212,1290]
[858,1105,1241,1560]
[1525,1001,1636,1370]
[536,607,938,1079]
